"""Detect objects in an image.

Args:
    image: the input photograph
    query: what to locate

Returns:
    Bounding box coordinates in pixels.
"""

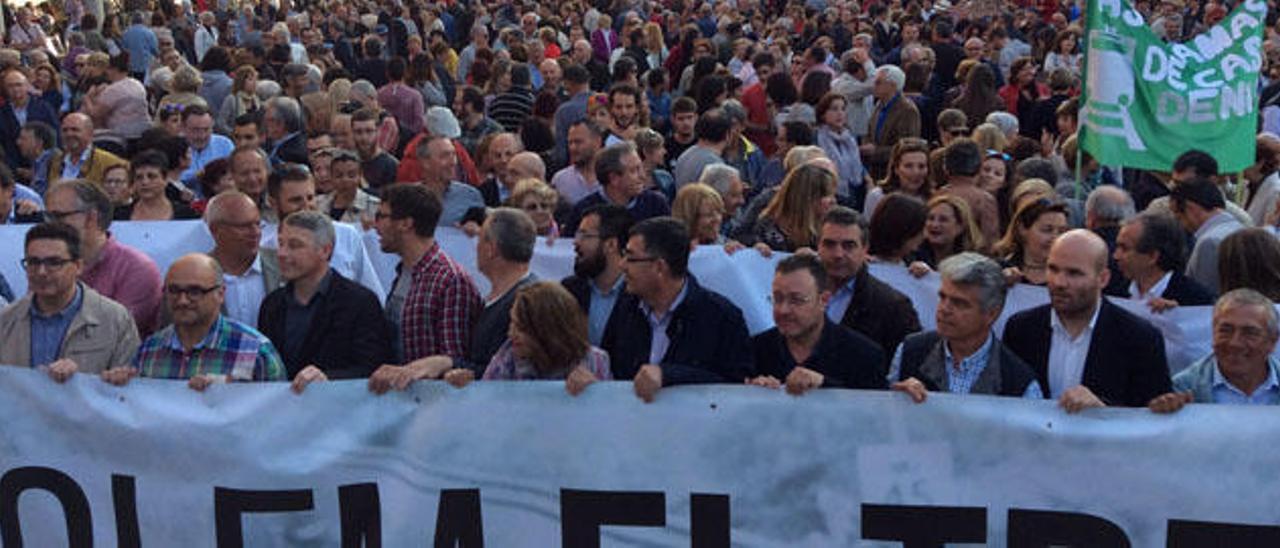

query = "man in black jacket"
[749,254,886,395]
[604,217,754,402]
[259,211,392,392]
[561,204,634,347]
[1114,211,1215,309]
[1003,230,1173,412]
[818,207,921,363]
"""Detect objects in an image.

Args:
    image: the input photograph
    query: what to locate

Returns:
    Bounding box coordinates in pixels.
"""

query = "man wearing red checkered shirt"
[367,184,481,392]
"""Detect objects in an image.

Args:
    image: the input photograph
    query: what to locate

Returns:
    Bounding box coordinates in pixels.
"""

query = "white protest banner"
[2,368,1279,546]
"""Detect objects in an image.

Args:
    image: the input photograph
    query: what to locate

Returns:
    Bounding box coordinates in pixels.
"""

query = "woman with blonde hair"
[995,198,1070,286]
[218,65,259,131]
[864,138,932,216]
[443,282,612,391]
[748,163,839,252]
[971,122,1007,153]
[328,78,353,111]
[509,178,560,237]
[672,183,726,246]
[910,194,986,275]
[643,22,668,70]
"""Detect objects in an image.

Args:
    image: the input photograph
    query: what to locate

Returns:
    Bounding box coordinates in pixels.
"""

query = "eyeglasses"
[769,293,817,307]
[522,201,555,212]
[622,250,658,263]
[21,256,74,271]
[44,209,85,222]
[986,149,1011,162]
[374,210,395,221]
[165,284,222,299]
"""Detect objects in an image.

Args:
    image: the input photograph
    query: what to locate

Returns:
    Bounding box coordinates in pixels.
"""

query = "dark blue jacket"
[752,321,887,389]
[603,275,754,385]
[0,97,59,169]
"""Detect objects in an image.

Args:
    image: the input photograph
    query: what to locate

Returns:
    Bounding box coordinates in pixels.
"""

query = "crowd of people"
[2,0,1280,413]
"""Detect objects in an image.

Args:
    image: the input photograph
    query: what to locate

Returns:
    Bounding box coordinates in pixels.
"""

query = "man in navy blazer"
[1003,230,1173,412]
[1113,212,1215,310]
[0,70,58,170]
[603,217,754,402]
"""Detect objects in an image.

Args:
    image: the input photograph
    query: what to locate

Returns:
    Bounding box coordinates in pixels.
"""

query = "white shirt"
[640,281,689,365]
[1047,303,1103,398]
[222,255,266,328]
[259,221,387,302]
[1128,271,1172,302]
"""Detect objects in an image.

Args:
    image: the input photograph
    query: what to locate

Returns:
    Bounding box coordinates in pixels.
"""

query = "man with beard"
[561,204,635,346]
[747,254,887,395]
[352,108,400,193]
[551,119,605,206]
[1003,230,1172,412]
[604,84,643,145]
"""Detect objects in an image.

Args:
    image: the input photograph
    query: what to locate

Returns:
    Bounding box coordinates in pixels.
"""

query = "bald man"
[105,253,285,391]
[53,113,127,185]
[1003,230,1172,412]
[481,150,546,207]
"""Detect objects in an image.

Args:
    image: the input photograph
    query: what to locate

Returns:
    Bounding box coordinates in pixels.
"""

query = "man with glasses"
[562,204,634,347]
[102,253,285,391]
[601,217,754,402]
[44,180,164,336]
[179,105,235,190]
[747,253,887,395]
[205,191,280,328]
[0,222,139,381]
[367,185,481,393]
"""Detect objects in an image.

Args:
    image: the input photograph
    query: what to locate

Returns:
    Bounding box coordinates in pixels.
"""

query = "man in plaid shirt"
[368,184,481,393]
[102,254,285,391]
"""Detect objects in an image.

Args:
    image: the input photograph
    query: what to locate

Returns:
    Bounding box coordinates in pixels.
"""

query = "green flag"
[1080,0,1265,172]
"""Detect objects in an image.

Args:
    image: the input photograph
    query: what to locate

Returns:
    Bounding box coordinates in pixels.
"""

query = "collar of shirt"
[166,314,227,352]
[81,235,120,280]
[1129,271,1173,301]
[29,283,83,321]
[67,146,92,169]
[1195,210,1236,239]
[285,269,333,307]
[943,331,995,373]
[824,275,857,320]
[592,274,625,299]
[1211,357,1280,399]
[271,132,300,157]
[1050,300,1102,342]
[35,148,53,166]
[225,254,264,280]
[640,278,689,327]
[410,241,443,277]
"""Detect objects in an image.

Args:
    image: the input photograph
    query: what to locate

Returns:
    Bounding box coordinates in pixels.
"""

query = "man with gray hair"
[258,211,394,393]
[400,208,539,379]
[1150,288,1280,412]
[1085,185,1137,297]
[862,64,920,180]
[985,111,1019,142]
[889,252,1043,401]
[698,163,746,221]
[264,96,308,166]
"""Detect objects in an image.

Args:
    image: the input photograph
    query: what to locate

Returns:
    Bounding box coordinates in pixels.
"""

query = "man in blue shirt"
[120,12,158,79]
[180,105,234,190]
[561,204,634,346]
[1150,288,1280,412]
[888,253,1043,401]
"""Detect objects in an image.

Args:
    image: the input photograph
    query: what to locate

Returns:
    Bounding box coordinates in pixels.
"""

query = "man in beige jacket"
[0,222,139,381]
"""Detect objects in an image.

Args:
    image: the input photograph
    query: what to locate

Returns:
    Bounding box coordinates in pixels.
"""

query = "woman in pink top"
[82,53,151,141]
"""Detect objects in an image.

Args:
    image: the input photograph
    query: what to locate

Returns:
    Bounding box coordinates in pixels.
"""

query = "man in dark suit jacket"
[818,207,922,364]
[264,96,310,167]
[0,70,59,170]
[1114,211,1216,308]
[749,254,886,394]
[561,203,635,347]
[604,217,754,402]
[258,212,393,390]
[1003,230,1173,411]
[862,66,922,180]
